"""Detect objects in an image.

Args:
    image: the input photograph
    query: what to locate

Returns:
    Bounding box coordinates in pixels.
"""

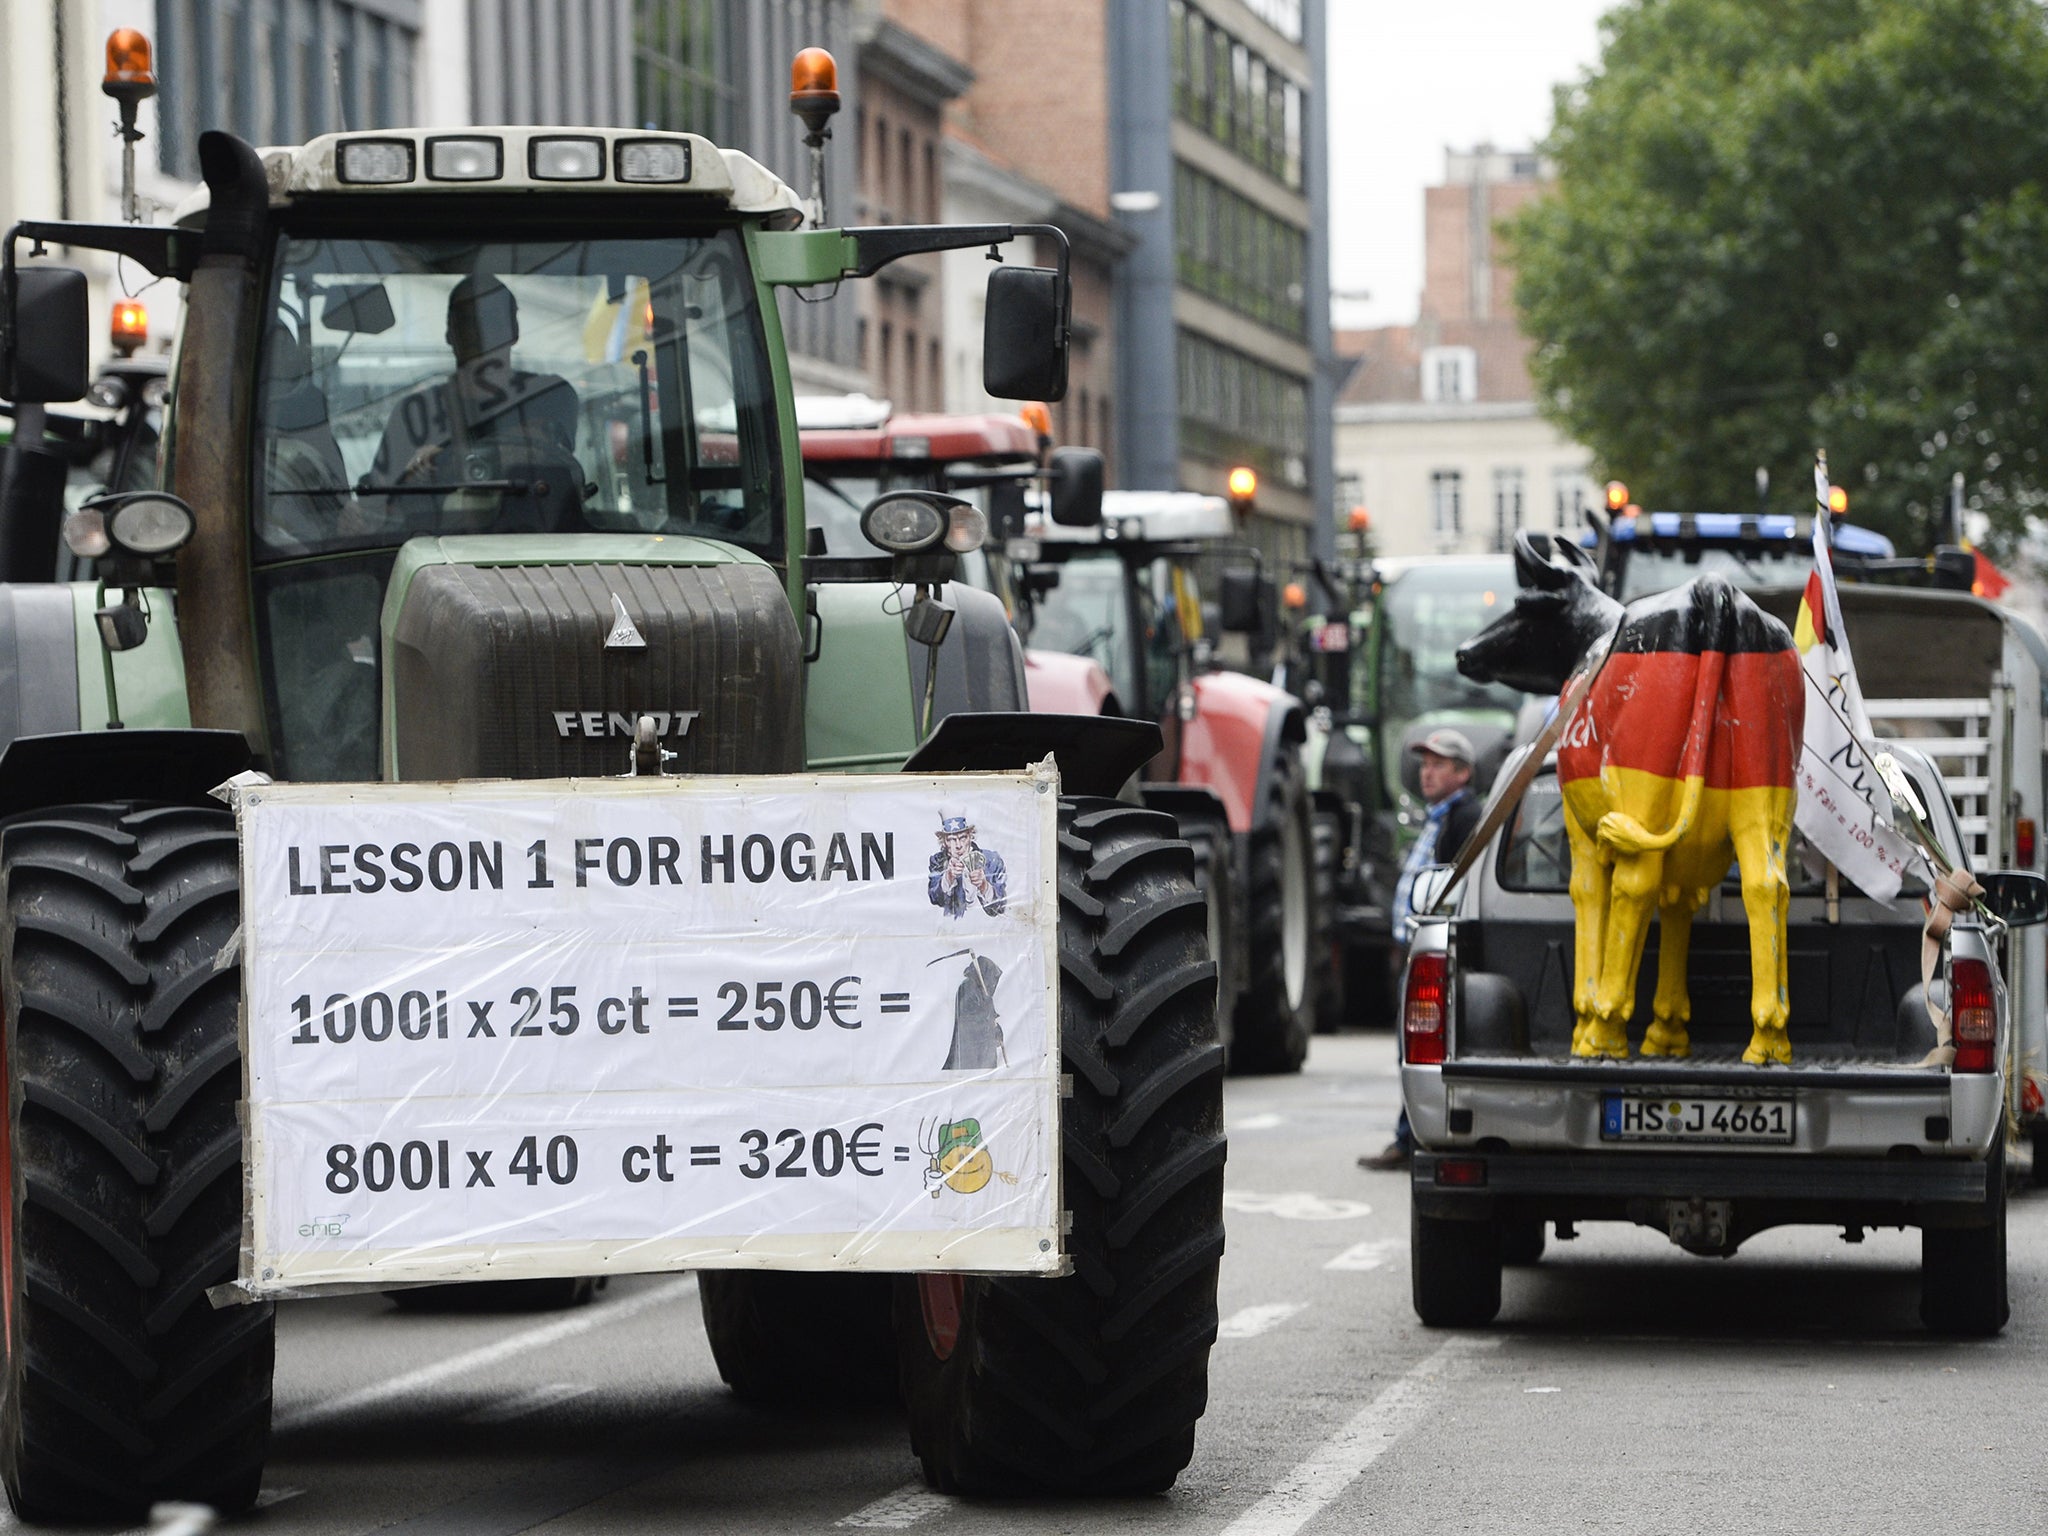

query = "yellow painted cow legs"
[1640,893,1702,1058]
[1730,791,1795,1064]
[1585,849,1662,1058]
[1564,803,1610,1056]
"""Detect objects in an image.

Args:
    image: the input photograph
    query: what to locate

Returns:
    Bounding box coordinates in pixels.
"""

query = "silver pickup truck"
[1401,743,2047,1336]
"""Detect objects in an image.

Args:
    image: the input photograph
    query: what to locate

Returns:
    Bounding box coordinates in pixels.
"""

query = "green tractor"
[0,89,1224,1521]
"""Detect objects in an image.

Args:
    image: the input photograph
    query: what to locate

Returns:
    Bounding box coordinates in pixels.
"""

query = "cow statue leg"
[1640,889,1704,1058]
[1585,850,1661,1058]
[1562,793,1611,1056]
[1730,796,1795,1065]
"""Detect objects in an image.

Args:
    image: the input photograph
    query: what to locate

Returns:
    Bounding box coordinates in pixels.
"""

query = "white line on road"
[1227,1112,1284,1132]
[1218,1302,1306,1340]
[835,1479,955,1529]
[1324,1239,1407,1272]
[1217,1334,1500,1536]
[459,1381,595,1423]
[275,1275,697,1432]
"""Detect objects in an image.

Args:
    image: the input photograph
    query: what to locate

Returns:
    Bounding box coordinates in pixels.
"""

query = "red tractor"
[795,401,1317,1070]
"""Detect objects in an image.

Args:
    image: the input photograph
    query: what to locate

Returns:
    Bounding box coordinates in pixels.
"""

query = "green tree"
[1510,0,2048,551]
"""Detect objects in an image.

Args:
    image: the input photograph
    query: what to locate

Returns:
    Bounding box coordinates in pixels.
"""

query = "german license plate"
[1601,1094,1794,1144]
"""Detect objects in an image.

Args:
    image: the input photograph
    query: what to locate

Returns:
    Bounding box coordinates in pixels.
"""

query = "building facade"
[1335,147,1595,558]
[1112,0,1334,564]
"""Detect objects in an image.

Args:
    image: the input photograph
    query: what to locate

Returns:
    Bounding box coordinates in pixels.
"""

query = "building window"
[1430,471,1463,542]
[157,0,419,180]
[1492,468,1525,552]
[634,0,734,143]
[1168,2,1305,190]
[1552,468,1590,529]
[1174,161,1308,338]
[1176,330,1310,486]
[1421,346,1477,405]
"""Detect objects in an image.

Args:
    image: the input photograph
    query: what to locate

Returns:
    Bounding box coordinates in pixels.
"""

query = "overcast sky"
[1326,0,1614,330]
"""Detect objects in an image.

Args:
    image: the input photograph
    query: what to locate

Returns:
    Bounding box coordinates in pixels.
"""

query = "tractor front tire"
[1230,758,1313,1074]
[897,800,1225,1495]
[1310,807,1345,1035]
[1176,803,1240,1059]
[698,1271,897,1406]
[0,805,273,1521]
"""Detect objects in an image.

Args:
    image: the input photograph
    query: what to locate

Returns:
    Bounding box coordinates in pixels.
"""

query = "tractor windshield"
[252,230,783,560]
[1025,551,1137,706]
[1372,562,1521,731]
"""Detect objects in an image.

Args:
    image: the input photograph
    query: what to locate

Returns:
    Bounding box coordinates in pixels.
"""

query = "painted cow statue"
[1457,533,1804,1064]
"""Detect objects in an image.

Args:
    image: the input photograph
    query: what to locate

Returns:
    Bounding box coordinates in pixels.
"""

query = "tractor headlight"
[62,507,110,559]
[426,136,503,181]
[942,503,987,554]
[531,136,604,181]
[74,491,198,561]
[615,139,691,184]
[861,495,946,554]
[108,495,196,556]
[336,139,415,184]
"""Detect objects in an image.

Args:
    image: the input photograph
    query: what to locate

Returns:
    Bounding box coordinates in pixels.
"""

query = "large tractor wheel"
[1920,1136,2008,1336]
[1175,802,1240,1057]
[0,805,272,1521]
[898,800,1224,1495]
[1230,756,1314,1074]
[1309,806,1345,1035]
[698,1271,897,1406]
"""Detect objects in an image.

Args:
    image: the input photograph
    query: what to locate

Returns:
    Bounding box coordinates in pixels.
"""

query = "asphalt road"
[44,1033,2048,1536]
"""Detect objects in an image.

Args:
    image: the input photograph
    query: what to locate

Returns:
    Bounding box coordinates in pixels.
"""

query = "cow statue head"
[1456,531,1625,696]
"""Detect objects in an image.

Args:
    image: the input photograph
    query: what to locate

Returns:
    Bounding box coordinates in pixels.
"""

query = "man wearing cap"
[1361,728,1480,1169]
[929,815,1007,918]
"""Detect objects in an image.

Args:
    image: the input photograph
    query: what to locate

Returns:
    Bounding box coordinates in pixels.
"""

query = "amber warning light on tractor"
[790,48,840,128]
[103,28,155,97]
[1828,486,1850,517]
[1605,480,1630,514]
[1020,402,1053,440]
[1226,465,1258,515]
[110,300,147,357]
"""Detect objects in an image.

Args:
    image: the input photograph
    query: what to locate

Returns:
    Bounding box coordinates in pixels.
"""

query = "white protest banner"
[1793,454,1918,903]
[234,767,1062,1295]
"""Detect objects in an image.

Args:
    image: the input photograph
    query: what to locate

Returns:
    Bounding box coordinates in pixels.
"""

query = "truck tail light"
[2017,817,2036,869]
[1951,956,1996,1074]
[1403,952,1448,1066]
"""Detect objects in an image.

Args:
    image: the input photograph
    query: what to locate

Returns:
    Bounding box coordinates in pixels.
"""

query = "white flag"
[1792,461,1916,903]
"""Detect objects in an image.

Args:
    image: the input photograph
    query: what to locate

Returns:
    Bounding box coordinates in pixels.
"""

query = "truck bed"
[1459,909,1934,1063]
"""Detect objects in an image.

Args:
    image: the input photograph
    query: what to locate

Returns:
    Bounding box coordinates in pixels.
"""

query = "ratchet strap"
[1916,864,1984,1067]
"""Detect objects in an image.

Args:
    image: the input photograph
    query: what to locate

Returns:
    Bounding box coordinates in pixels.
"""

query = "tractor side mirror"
[319,281,396,335]
[1979,870,2048,928]
[1047,446,1103,527]
[983,265,1067,402]
[5,266,91,402]
[1217,568,1270,635]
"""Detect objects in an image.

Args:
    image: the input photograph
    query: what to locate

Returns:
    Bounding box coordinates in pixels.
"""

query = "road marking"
[1325,1239,1406,1272]
[836,1479,955,1529]
[1218,1334,1500,1536]
[275,1275,697,1432]
[1223,1190,1373,1221]
[1227,1111,1284,1132]
[1525,1387,1561,1394]
[460,1382,595,1424]
[1218,1302,1306,1339]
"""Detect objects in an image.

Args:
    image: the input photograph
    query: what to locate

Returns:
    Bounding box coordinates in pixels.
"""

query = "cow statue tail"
[1596,647,1729,856]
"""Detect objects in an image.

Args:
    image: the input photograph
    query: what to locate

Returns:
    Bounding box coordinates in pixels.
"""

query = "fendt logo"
[553,710,701,739]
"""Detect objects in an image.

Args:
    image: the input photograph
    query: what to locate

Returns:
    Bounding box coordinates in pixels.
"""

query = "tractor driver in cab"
[369,273,583,530]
